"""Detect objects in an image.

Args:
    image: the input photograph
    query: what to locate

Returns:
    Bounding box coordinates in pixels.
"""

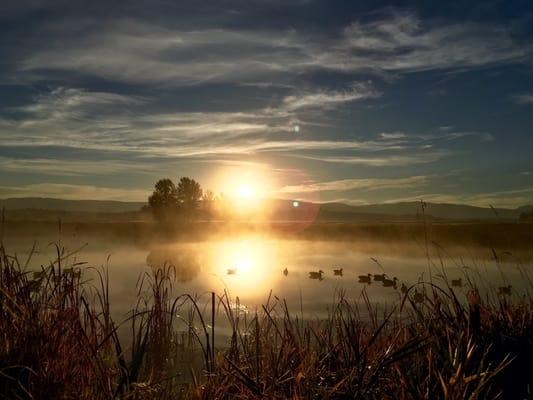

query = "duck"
[373,273,387,282]
[451,278,462,288]
[227,268,237,275]
[309,270,324,280]
[497,285,512,296]
[358,273,372,284]
[283,267,288,277]
[382,277,398,288]
[333,268,343,276]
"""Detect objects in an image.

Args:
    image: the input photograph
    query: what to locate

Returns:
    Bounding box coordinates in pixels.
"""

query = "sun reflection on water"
[208,237,280,298]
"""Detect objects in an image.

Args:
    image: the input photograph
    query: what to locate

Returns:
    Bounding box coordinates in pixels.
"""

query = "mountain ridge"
[1,197,531,220]
[0,197,145,213]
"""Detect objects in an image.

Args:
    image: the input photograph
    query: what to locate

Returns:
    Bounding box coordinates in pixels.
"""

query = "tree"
[202,190,215,206]
[177,177,203,216]
[201,190,216,218]
[148,179,179,221]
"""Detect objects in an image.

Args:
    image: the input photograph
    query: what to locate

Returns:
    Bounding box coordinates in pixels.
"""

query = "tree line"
[147,177,217,222]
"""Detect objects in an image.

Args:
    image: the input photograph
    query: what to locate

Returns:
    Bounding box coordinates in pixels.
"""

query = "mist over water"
[5,230,529,325]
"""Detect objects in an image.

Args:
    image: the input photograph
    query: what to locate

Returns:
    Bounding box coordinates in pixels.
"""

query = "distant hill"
[0,197,145,213]
[1,197,531,221]
[517,205,533,214]
[319,202,521,220]
[269,199,529,221]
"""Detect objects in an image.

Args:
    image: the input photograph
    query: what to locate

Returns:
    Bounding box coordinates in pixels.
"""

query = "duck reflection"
[146,247,201,282]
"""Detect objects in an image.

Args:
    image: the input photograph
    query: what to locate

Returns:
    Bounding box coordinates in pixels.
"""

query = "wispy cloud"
[379,132,406,140]
[282,82,381,111]
[22,87,145,116]
[16,11,532,86]
[292,153,447,166]
[0,157,157,176]
[336,11,531,73]
[377,130,495,144]
[277,175,427,194]
[0,86,430,162]
[512,93,533,105]
[385,186,533,208]
[21,22,307,85]
[0,183,150,201]
[444,131,495,141]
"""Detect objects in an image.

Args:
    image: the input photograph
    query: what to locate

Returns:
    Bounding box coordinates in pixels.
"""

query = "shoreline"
[3,219,533,260]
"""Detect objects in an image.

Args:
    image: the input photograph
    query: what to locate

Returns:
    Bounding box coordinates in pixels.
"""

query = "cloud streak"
[292,153,447,166]
[385,186,533,208]
[277,175,428,194]
[15,11,532,86]
[0,183,150,201]
[0,156,157,176]
[512,93,533,105]
[283,82,381,111]
[1,85,446,165]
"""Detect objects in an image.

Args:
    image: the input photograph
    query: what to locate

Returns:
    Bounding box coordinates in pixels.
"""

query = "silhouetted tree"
[202,190,215,207]
[201,190,216,219]
[177,177,203,217]
[148,179,179,221]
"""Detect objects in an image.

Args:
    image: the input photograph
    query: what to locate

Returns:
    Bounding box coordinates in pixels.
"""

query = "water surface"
[6,233,529,324]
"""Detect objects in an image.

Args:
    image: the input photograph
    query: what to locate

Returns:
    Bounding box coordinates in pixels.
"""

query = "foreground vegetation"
[1,244,532,399]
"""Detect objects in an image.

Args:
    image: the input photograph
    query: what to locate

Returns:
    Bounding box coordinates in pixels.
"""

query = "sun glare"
[208,238,279,298]
[232,182,262,212]
[207,167,277,215]
[237,184,255,200]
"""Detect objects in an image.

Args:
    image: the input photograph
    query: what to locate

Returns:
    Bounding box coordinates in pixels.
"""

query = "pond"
[5,232,530,326]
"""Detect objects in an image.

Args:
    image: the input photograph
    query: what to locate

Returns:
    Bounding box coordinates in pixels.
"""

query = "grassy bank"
[1,244,532,399]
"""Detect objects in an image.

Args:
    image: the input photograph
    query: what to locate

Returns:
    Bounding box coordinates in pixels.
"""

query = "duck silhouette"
[283,267,288,277]
[309,270,324,280]
[358,273,372,284]
[382,277,398,289]
[333,268,343,276]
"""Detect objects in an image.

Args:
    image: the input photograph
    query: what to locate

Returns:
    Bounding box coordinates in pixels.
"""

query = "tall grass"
[0,243,532,399]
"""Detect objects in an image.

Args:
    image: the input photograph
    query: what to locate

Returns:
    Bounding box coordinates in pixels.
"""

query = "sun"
[237,184,255,200]
[207,167,275,215]
[233,183,261,212]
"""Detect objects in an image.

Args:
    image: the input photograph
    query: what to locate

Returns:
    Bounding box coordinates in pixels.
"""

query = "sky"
[0,0,532,207]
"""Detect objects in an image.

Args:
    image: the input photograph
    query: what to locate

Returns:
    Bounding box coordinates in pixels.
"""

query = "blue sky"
[0,0,532,206]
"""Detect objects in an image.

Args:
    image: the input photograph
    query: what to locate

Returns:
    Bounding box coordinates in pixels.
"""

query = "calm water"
[6,232,530,325]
